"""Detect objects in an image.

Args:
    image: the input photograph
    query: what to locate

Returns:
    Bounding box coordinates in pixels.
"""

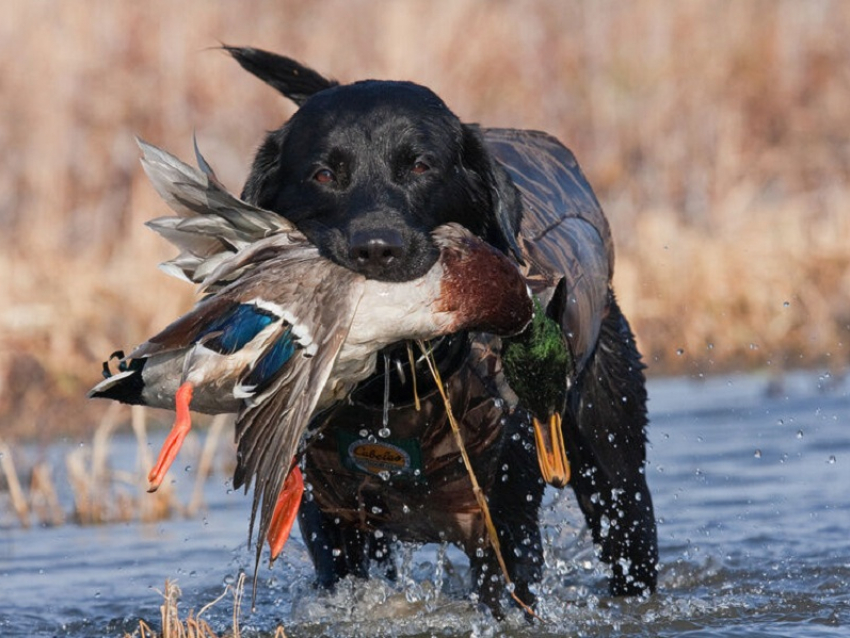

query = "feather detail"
[137,139,306,288]
[127,295,241,360]
[234,283,364,577]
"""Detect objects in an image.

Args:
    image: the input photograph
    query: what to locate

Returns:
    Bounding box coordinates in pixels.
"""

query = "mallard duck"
[88,141,533,567]
[501,296,573,487]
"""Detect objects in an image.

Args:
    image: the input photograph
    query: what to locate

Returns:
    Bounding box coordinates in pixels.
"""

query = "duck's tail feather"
[87,358,147,405]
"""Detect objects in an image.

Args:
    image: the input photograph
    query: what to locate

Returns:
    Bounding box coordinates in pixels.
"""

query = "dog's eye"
[411,161,430,175]
[313,168,335,184]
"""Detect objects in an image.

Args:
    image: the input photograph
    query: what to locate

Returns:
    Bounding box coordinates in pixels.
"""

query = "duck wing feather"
[137,139,307,289]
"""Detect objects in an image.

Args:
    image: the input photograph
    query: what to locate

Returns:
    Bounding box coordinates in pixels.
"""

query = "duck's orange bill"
[147,381,194,492]
[532,412,570,488]
[268,463,304,565]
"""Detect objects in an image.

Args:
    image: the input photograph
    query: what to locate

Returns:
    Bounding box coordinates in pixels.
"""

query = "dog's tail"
[224,45,337,106]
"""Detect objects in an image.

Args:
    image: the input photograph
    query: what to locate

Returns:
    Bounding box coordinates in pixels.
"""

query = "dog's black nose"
[348,229,404,275]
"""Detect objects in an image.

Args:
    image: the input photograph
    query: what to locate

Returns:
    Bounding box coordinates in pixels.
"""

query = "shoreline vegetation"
[2,1,849,441]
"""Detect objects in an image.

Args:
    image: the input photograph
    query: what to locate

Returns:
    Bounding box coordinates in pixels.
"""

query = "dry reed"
[1,1,848,438]
[127,576,288,638]
[0,404,229,528]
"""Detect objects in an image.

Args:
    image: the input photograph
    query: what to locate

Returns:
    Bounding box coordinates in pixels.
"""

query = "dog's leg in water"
[469,411,545,620]
[563,293,658,596]
[298,498,396,587]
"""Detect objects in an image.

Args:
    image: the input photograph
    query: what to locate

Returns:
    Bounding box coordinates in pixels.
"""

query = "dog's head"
[231,47,522,282]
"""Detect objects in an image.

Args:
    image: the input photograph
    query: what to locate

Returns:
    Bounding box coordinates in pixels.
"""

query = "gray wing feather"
[232,268,365,577]
[137,139,306,287]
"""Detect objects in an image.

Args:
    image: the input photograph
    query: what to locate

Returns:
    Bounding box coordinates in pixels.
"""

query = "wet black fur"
[234,47,522,282]
[229,47,657,616]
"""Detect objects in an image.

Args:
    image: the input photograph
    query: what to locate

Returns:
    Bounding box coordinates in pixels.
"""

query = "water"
[1,370,848,637]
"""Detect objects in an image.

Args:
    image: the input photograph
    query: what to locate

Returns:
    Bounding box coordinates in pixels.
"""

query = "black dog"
[229,47,657,617]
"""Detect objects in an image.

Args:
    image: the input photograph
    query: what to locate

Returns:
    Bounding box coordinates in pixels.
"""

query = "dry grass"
[0,406,229,528]
[1,1,849,437]
[127,576,288,638]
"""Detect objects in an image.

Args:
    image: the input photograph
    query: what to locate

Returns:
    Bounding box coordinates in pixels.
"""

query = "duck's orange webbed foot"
[267,461,304,565]
[533,412,570,488]
[147,381,194,492]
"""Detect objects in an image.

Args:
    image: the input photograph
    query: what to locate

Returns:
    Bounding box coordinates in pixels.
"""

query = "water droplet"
[402,504,410,514]
[332,548,342,557]
[827,455,836,464]
[783,301,790,308]
[359,429,369,438]
[184,465,192,472]
[754,449,762,458]
[676,348,684,356]
[378,427,391,439]
[599,515,611,538]
[796,430,803,439]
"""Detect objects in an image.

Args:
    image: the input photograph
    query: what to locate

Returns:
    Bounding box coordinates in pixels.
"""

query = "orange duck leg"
[267,462,304,564]
[147,381,194,492]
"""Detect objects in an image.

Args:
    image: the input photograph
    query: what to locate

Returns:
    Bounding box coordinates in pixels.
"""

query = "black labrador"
[229,46,657,618]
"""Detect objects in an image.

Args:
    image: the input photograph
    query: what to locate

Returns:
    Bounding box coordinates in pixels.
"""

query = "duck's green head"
[501,297,572,419]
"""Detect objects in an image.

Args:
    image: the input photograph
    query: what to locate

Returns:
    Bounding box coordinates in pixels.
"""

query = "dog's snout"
[348,229,404,275]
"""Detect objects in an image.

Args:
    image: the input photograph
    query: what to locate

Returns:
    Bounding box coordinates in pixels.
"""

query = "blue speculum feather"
[202,304,277,354]
[244,326,296,390]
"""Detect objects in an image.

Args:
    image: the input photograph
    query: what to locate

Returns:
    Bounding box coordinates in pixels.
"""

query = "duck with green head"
[88,140,534,579]
[501,296,573,488]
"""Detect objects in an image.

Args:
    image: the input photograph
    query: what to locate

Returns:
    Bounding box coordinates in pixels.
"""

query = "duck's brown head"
[433,223,532,337]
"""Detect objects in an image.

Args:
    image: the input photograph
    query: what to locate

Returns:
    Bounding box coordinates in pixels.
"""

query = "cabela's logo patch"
[337,431,424,481]
[349,441,409,474]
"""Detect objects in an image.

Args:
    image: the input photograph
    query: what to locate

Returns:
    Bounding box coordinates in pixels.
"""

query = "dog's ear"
[460,125,525,264]
[224,46,338,106]
[240,127,287,206]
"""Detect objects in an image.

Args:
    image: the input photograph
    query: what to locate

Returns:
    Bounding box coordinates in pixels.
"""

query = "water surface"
[1,370,847,636]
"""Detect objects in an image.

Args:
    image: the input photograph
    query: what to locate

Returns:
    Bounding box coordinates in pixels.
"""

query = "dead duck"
[501,296,572,488]
[88,140,533,569]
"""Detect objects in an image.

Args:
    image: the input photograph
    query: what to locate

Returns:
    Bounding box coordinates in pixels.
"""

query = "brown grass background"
[1,0,848,439]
